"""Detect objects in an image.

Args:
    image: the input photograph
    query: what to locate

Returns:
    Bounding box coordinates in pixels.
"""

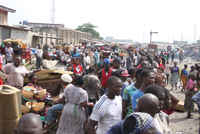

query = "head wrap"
[122,112,159,134]
[61,74,72,83]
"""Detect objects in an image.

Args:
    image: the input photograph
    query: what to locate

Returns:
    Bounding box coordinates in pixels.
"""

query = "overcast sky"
[1,0,200,43]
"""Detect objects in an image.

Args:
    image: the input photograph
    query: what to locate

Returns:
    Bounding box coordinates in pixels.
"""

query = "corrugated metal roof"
[0,24,30,31]
[0,5,16,13]
[27,22,64,28]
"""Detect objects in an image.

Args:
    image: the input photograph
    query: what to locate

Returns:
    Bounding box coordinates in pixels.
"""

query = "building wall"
[10,29,32,47]
[27,23,93,46]
[27,23,64,29]
[30,26,64,47]
[0,26,32,47]
[0,27,10,42]
[0,9,8,25]
[62,29,92,45]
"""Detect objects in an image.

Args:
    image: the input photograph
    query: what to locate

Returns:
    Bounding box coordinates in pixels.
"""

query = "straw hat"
[61,74,72,83]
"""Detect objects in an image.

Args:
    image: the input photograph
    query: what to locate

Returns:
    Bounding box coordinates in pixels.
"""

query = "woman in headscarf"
[180,64,188,92]
[56,76,88,134]
[107,112,160,134]
[45,74,73,126]
[170,61,179,90]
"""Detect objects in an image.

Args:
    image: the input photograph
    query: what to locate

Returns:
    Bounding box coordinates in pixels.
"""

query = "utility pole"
[181,32,183,41]
[150,30,158,44]
[193,24,197,42]
[51,0,55,24]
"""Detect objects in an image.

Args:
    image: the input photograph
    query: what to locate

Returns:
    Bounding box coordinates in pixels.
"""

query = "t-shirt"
[186,79,196,90]
[171,66,179,73]
[84,56,91,65]
[73,64,83,75]
[123,84,137,116]
[181,69,188,76]
[5,47,13,61]
[132,89,144,111]
[90,95,122,134]
[84,56,91,69]
[3,63,29,88]
[120,81,129,97]
[36,49,43,58]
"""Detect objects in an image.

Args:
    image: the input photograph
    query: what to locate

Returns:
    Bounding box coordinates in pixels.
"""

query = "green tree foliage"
[76,23,101,39]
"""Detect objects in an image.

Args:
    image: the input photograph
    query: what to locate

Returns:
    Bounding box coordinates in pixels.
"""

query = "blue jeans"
[45,104,64,124]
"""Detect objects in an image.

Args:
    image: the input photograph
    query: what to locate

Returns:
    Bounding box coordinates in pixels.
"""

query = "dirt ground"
[166,60,199,134]
[169,88,199,134]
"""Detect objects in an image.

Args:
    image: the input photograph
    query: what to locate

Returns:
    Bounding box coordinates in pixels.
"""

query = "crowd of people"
[1,42,200,134]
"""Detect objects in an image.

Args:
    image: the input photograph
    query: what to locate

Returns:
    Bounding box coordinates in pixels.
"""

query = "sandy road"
[169,89,199,134]
[168,59,200,134]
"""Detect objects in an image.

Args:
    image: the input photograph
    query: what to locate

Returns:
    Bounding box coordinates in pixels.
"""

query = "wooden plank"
[37,79,61,84]
[175,101,185,112]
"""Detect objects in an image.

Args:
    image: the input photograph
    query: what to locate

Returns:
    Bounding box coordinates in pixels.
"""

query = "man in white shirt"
[3,55,29,89]
[84,52,91,72]
[36,48,43,69]
[89,76,123,134]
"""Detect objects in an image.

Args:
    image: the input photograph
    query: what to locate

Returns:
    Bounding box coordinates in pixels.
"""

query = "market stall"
[2,39,31,63]
[24,69,73,96]
[21,69,73,127]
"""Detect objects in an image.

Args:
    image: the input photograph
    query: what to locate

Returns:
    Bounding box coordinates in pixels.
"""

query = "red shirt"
[101,68,112,88]
[73,64,83,75]
[159,63,165,70]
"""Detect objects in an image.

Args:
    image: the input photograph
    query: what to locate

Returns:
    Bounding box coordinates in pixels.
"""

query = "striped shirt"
[90,95,122,134]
